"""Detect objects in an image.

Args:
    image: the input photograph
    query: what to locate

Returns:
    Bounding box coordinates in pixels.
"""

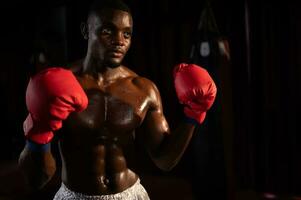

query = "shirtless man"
[18,0,217,199]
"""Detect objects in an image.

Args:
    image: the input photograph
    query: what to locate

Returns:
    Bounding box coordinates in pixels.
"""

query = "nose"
[111,32,125,46]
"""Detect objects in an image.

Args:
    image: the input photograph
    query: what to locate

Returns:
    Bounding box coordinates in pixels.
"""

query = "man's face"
[88,8,133,68]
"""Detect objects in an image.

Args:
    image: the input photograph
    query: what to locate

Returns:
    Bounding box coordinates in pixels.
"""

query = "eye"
[101,28,112,35]
[123,31,132,39]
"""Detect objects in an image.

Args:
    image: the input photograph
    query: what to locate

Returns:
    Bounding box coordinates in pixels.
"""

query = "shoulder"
[132,76,159,93]
[131,75,162,109]
[121,66,157,89]
[66,59,84,75]
[121,66,164,111]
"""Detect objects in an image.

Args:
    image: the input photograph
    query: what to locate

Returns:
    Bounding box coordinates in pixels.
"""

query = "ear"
[80,22,89,40]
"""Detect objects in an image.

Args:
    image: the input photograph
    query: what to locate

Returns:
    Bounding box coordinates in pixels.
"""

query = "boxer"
[18,0,217,199]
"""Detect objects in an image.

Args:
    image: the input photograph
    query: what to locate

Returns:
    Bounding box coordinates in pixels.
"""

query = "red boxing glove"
[173,63,217,124]
[23,67,88,144]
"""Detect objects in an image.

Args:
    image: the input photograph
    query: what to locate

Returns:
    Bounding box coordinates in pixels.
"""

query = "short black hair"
[88,0,131,17]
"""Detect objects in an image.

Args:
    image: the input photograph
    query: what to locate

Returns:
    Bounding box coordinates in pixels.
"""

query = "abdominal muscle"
[56,72,149,195]
[58,136,139,195]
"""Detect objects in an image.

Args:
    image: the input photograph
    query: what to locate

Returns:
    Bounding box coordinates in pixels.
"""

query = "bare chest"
[64,78,149,137]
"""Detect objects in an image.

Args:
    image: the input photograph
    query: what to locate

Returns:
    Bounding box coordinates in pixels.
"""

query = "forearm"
[18,142,56,191]
[151,122,195,171]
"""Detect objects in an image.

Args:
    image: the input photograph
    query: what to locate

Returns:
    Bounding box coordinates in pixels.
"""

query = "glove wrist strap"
[183,116,199,125]
[26,140,51,152]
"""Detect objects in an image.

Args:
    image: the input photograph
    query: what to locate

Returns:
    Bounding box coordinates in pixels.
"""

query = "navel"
[97,176,110,188]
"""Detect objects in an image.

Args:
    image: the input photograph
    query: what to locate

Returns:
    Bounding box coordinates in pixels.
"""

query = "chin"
[106,61,121,68]
[106,59,122,68]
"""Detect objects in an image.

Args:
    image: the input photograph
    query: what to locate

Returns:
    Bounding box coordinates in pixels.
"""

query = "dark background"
[0,0,300,199]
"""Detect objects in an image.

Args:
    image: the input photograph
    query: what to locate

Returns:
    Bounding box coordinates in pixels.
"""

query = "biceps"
[142,110,170,153]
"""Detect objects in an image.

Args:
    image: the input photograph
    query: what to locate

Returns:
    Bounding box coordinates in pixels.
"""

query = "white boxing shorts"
[53,179,150,200]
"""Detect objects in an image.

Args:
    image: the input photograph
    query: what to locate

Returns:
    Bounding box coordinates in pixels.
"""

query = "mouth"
[108,49,124,58]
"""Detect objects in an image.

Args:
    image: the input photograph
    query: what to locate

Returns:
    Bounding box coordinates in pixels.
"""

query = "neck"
[82,54,121,75]
[82,54,128,85]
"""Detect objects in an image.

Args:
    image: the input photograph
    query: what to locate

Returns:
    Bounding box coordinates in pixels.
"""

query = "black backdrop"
[0,0,300,199]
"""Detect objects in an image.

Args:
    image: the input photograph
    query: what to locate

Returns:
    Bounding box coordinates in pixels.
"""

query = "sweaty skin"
[58,8,195,195]
[18,8,196,196]
[60,66,161,194]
